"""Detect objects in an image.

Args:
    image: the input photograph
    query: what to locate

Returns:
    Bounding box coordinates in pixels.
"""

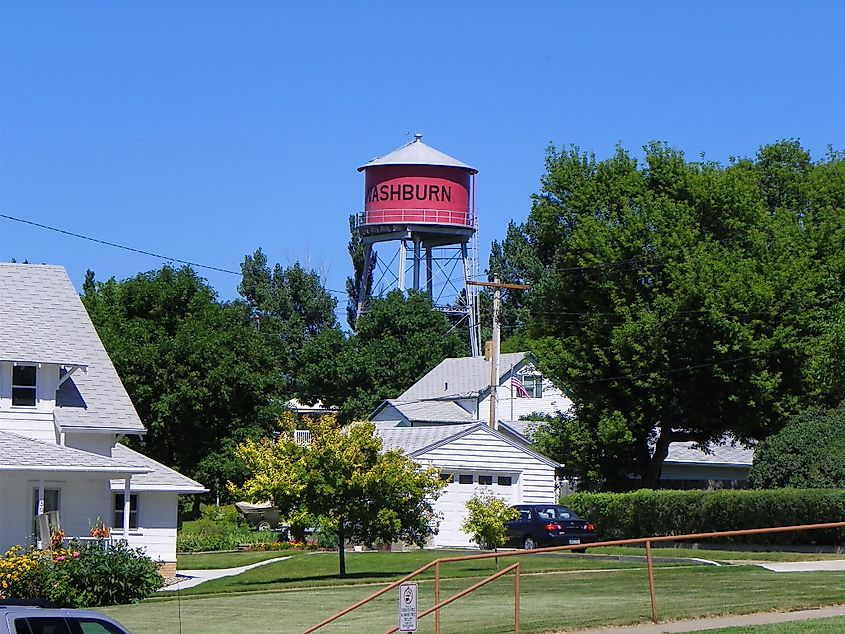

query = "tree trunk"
[337,518,346,578]
[641,431,673,489]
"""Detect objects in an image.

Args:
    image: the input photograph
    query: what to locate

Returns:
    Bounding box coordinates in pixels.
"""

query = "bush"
[461,490,519,550]
[565,489,845,546]
[177,516,281,552]
[0,542,163,607]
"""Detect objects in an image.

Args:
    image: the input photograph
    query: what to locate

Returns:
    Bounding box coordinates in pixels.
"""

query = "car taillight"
[543,523,561,531]
[585,523,595,532]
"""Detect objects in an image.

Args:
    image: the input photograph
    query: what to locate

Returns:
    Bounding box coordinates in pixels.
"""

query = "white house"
[371,352,754,545]
[0,263,205,577]
[375,422,559,548]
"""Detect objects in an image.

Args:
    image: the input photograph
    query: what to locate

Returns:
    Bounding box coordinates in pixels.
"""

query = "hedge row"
[564,489,845,546]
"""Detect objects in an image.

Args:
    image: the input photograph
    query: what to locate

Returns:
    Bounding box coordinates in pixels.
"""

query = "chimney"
[484,340,493,360]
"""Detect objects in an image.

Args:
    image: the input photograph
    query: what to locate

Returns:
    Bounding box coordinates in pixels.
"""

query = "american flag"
[511,375,530,398]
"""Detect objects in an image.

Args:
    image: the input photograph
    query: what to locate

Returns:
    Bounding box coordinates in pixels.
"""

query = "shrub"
[0,542,163,607]
[462,490,519,550]
[565,489,845,546]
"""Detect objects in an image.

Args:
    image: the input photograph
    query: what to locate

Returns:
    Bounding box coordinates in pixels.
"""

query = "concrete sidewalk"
[553,605,845,633]
[161,555,292,591]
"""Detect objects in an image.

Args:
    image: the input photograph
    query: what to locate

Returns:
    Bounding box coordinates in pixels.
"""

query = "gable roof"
[110,444,207,493]
[399,352,528,401]
[375,421,560,468]
[0,264,145,433]
[372,399,476,424]
[0,431,150,474]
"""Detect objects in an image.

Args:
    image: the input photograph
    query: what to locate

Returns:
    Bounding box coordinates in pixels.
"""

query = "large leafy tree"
[82,266,284,497]
[749,407,845,489]
[494,141,845,489]
[299,290,465,419]
[239,248,338,393]
[233,415,446,576]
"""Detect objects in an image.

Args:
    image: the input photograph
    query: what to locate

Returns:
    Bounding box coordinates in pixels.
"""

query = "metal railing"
[301,520,845,633]
[361,208,475,228]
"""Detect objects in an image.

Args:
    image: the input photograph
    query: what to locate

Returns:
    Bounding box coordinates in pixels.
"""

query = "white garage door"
[434,471,520,548]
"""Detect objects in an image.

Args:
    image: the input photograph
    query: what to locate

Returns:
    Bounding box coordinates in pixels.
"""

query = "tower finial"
[414,133,423,142]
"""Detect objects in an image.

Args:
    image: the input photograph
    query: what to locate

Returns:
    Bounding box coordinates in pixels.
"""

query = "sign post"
[398,582,418,632]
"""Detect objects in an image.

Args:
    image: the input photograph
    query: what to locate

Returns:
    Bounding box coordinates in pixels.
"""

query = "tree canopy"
[492,140,845,489]
[299,290,466,420]
[749,407,845,489]
[239,248,338,393]
[233,415,446,576]
[82,266,284,497]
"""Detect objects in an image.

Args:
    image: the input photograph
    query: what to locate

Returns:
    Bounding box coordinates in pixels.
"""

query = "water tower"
[355,134,482,356]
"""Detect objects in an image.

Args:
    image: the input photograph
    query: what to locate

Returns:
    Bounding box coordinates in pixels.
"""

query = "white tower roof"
[358,134,477,173]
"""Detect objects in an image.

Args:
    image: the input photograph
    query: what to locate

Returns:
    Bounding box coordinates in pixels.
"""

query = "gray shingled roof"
[378,399,476,423]
[358,136,477,173]
[0,264,145,433]
[110,444,207,492]
[0,431,150,473]
[376,423,482,455]
[399,352,527,401]
[666,441,755,466]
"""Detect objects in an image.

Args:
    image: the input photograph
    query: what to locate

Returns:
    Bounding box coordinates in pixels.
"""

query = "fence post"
[435,560,441,634]
[514,562,521,634]
[645,540,659,623]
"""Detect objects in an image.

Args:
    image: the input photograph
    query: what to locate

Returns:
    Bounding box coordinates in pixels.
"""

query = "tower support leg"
[462,242,481,356]
[426,244,434,297]
[398,240,406,291]
[413,238,421,290]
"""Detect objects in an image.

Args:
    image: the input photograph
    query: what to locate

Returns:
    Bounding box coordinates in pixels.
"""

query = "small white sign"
[398,582,418,632]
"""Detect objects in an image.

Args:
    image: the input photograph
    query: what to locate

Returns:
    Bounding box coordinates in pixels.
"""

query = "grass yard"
[175,549,685,595]
[103,553,845,634]
[688,617,845,633]
[177,550,300,570]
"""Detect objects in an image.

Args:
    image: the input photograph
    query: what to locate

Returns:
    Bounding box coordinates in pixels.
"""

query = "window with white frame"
[522,375,544,398]
[12,365,37,407]
[113,494,139,530]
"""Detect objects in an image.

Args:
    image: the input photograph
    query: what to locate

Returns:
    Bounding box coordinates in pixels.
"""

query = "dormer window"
[12,365,37,407]
[523,375,544,398]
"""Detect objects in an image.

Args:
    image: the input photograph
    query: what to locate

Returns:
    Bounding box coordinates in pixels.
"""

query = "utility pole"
[467,279,531,429]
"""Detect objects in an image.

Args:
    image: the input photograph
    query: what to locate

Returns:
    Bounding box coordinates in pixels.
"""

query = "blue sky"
[2,1,843,325]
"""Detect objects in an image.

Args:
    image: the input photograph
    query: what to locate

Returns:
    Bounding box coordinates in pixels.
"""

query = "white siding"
[0,362,60,442]
[64,432,116,456]
[481,378,572,422]
[120,492,179,563]
[417,429,556,548]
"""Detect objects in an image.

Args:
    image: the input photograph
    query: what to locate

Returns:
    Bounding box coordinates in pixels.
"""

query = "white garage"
[376,422,559,548]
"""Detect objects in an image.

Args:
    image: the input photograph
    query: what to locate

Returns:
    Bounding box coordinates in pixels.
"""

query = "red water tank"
[359,135,476,228]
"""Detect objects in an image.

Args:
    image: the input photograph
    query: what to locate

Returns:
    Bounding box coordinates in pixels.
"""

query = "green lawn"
[177,550,300,570]
[101,555,845,634]
[688,617,845,633]
[174,550,685,596]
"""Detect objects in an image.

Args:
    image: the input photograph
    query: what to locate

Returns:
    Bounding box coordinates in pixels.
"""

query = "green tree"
[239,248,338,392]
[233,415,447,576]
[749,407,845,489]
[461,490,519,551]
[82,266,283,494]
[300,290,465,419]
[497,141,845,489]
[344,214,375,330]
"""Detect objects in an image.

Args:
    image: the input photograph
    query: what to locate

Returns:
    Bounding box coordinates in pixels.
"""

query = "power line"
[1,212,242,275]
[0,212,352,297]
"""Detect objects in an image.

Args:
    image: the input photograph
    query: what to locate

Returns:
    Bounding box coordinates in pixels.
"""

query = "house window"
[523,375,544,398]
[439,473,453,482]
[478,475,493,486]
[12,365,37,407]
[497,476,513,486]
[113,494,139,530]
[458,474,474,485]
[32,488,60,517]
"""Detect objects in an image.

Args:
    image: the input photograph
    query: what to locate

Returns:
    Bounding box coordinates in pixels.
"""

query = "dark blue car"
[504,504,597,551]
